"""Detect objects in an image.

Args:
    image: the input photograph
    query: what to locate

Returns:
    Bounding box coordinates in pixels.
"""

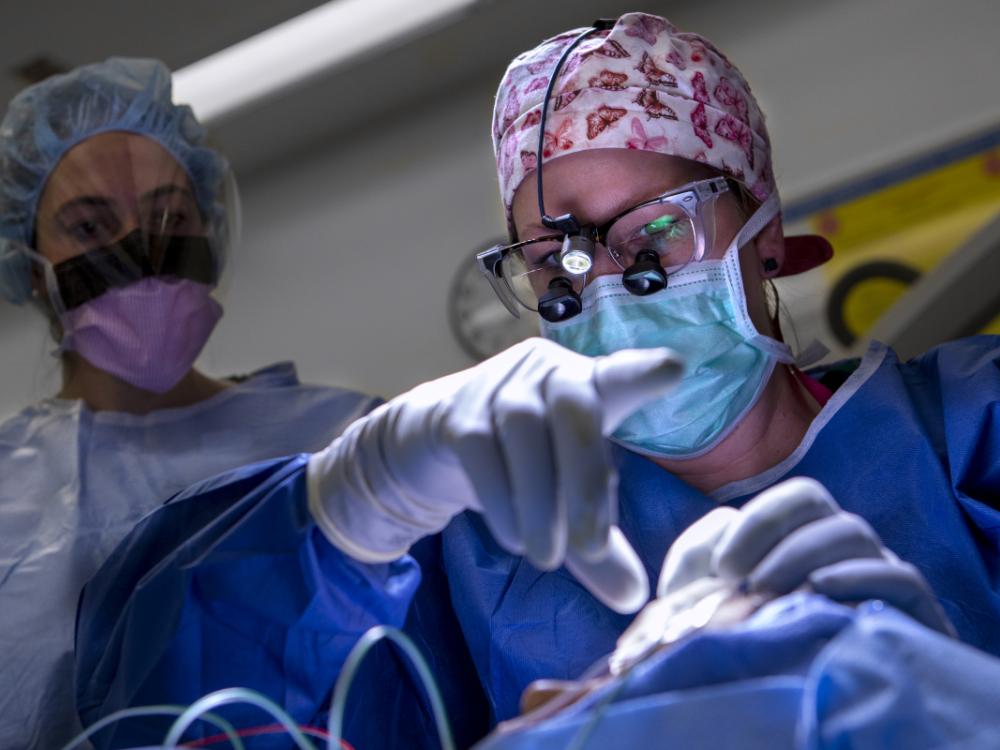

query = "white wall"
[3,0,999,417]
[201,82,502,396]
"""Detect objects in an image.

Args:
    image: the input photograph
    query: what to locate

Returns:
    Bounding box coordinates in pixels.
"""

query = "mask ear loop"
[42,262,65,316]
[731,192,785,349]
[17,246,67,317]
[17,247,72,351]
[719,192,795,362]
[38,257,78,355]
[732,191,781,257]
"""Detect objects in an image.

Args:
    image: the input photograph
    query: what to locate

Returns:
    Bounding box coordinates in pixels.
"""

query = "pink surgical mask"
[59,278,223,393]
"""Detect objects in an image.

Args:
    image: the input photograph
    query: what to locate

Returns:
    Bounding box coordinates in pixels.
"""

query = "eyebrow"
[55,196,114,225]
[55,184,200,232]
[56,184,194,215]
[139,184,196,205]
[522,184,692,236]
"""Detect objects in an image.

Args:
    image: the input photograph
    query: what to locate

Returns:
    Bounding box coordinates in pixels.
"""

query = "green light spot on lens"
[645,215,677,234]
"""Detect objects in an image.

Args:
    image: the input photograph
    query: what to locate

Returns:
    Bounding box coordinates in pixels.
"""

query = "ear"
[754,215,785,279]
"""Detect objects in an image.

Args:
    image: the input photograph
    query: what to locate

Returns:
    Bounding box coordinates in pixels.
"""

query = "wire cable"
[327,624,455,750]
[183,723,355,749]
[59,706,244,750]
[163,688,317,750]
[535,25,602,229]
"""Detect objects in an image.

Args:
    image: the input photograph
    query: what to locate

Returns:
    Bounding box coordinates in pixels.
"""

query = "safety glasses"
[477,176,729,321]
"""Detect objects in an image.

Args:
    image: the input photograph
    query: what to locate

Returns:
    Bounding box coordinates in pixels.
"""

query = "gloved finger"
[713,477,839,581]
[452,429,523,556]
[493,387,561,570]
[657,507,740,598]
[593,347,685,434]
[545,371,615,561]
[660,576,729,615]
[747,512,885,595]
[809,558,957,638]
[565,527,650,614]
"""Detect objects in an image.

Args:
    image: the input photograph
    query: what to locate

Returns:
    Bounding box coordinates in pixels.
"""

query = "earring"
[762,258,778,273]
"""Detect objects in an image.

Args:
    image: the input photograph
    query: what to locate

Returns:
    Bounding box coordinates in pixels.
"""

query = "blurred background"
[1,0,999,419]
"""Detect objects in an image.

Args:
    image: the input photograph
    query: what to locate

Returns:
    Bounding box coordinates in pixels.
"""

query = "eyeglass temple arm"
[476,247,523,318]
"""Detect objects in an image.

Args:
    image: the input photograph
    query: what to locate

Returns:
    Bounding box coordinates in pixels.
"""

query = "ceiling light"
[173,0,479,124]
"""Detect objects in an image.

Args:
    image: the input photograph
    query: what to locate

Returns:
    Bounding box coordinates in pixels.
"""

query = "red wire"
[182,723,355,750]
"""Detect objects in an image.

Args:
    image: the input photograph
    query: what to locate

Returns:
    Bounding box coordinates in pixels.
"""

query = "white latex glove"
[308,338,684,614]
[657,477,956,636]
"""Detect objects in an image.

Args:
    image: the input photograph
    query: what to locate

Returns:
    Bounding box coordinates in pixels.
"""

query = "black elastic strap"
[54,231,217,310]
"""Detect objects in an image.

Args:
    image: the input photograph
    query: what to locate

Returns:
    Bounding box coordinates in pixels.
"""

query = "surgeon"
[310,11,998,719]
[76,12,1000,750]
[0,59,378,749]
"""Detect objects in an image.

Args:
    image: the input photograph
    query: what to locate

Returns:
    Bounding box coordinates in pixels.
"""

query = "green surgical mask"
[540,195,793,459]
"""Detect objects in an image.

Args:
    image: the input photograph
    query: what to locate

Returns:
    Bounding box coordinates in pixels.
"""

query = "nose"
[111,219,165,272]
[590,242,624,279]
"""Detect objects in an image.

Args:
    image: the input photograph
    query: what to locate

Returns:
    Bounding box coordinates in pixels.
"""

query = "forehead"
[38,132,189,210]
[511,149,716,231]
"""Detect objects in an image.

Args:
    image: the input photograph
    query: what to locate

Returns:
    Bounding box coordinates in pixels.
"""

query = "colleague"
[0,58,378,749]
[76,13,1000,749]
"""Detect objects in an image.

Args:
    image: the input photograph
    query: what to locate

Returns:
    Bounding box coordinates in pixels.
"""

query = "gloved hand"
[308,337,685,614]
[656,477,956,636]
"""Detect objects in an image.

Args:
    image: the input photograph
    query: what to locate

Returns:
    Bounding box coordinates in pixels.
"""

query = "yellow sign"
[792,142,1000,345]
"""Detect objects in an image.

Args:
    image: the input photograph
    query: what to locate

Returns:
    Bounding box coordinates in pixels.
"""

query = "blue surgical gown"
[0,363,377,750]
[75,337,1000,748]
[475,593,1000,750]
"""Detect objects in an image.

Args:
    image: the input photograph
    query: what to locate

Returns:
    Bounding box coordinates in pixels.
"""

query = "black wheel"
[826,260,921,347]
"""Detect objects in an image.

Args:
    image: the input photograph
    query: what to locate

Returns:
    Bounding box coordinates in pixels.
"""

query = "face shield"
[14,132,239,318]
[1,131,240,393]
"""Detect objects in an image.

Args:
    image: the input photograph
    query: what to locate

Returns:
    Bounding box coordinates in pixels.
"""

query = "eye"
[641,214,689,241]
[526,250,561,270]
[521,240,562,270]
[144,189,204,235]
[148,207,191,234]
[56,201,121,250]
[69,220,98,241]
[67,218,116,246]
[164,212,188,231]
[618,216,691,256]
